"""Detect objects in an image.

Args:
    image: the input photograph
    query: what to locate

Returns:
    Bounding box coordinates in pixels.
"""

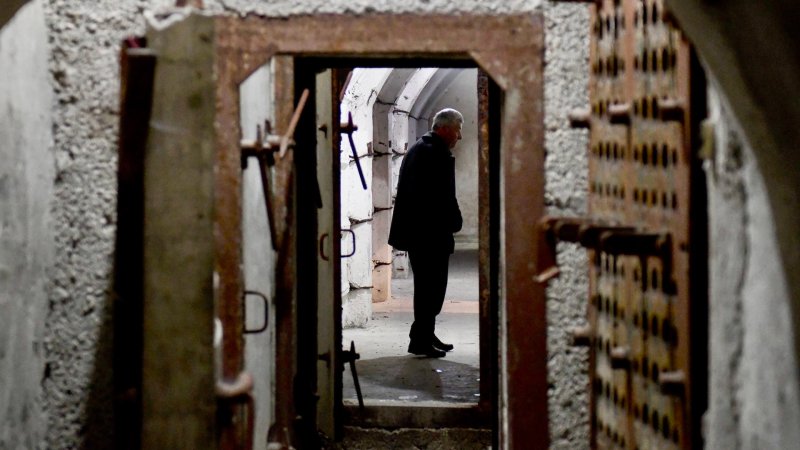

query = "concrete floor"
[343,249,480,405]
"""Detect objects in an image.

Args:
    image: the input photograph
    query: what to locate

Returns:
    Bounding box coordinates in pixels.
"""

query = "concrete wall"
[0,1,53,448]
[704,84,800,450]
[665,3,800,449]
[40,0,154,446]
[542,2,591,448]
[340,69,387,327]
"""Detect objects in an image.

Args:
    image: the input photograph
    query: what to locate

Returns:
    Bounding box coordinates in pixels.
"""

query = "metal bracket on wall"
[535,216,635,283]
[341,112,368,190]
[537,216,676,293]
[240,89,310,250]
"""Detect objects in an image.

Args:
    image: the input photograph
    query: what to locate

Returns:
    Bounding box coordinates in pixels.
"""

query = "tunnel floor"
[342,248,480,405]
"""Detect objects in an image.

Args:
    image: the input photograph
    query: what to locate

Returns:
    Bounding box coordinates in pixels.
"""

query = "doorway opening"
[336,67,482,409]
[291,60,500,436]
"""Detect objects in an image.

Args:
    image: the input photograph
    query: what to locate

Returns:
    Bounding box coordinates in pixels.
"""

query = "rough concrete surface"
[40,0,161,447]
[342,288,372,329]
[705,84,800,450]
[543,2,591,449]
[199,0,541,18]
[342,312,480,404]
[22,0,800,449]
[0,1,53,448]
[333,426,491,450]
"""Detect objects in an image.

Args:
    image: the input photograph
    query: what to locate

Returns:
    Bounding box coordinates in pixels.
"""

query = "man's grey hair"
[431,108,464,131]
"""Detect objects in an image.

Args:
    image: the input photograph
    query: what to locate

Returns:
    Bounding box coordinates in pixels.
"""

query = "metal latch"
[535,216,634,284]
[536,216,675,293]
[241,88,310,163]
[319,229,356,261]
[241,89,310,250]
[341,112,368,190]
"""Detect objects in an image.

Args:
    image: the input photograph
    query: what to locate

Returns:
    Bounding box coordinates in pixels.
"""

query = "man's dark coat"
[388,132,463,254]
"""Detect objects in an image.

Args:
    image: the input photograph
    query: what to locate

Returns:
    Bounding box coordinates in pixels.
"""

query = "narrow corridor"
[343,249,479,405]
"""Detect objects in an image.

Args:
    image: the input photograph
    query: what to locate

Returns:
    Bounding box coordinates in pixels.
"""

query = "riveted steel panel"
[586,1,700,448]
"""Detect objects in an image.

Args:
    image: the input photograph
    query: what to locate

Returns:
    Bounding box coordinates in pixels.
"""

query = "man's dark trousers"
[408,250,450,345]
[388,131,462,349]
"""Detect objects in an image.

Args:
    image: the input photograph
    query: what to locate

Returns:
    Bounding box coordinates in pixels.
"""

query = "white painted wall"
[704,84,800,450]
[340,69,390,326]
[0,2,53,447]
[412,69,479,246]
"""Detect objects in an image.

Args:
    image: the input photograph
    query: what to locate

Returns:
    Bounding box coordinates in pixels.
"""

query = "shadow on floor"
[343,355,480,403]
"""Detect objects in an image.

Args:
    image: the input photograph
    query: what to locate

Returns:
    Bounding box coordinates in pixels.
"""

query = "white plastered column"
[339,69,390,325]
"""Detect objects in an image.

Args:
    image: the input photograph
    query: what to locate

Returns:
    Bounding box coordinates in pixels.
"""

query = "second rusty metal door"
[545,0,708,448]
[584,1,707,448]
[314,68,343,440]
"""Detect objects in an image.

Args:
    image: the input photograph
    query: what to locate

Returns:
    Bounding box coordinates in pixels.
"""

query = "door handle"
[319,233,330,261]
[243,290,269,334]
[319,230,356,261]
[340,229,356,258]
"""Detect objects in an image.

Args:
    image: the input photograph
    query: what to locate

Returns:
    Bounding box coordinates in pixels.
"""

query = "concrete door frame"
[143,12,547,450]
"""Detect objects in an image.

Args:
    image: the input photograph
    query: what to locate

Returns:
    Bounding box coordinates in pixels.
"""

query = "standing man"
[389,108,464,358]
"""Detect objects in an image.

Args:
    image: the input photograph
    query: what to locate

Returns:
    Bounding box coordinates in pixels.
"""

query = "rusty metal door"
[543,0,707,448]
[314,68,342,440]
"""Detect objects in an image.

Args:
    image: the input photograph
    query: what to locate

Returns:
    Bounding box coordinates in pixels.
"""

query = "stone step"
[326,426,491,450]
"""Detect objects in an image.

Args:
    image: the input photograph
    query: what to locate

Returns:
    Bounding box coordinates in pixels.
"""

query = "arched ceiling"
[346,67,470,124]
[409,68,462,121]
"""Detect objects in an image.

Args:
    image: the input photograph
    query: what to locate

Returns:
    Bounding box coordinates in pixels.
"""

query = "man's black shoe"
[432,335,454,352]
[408,343,447,358]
